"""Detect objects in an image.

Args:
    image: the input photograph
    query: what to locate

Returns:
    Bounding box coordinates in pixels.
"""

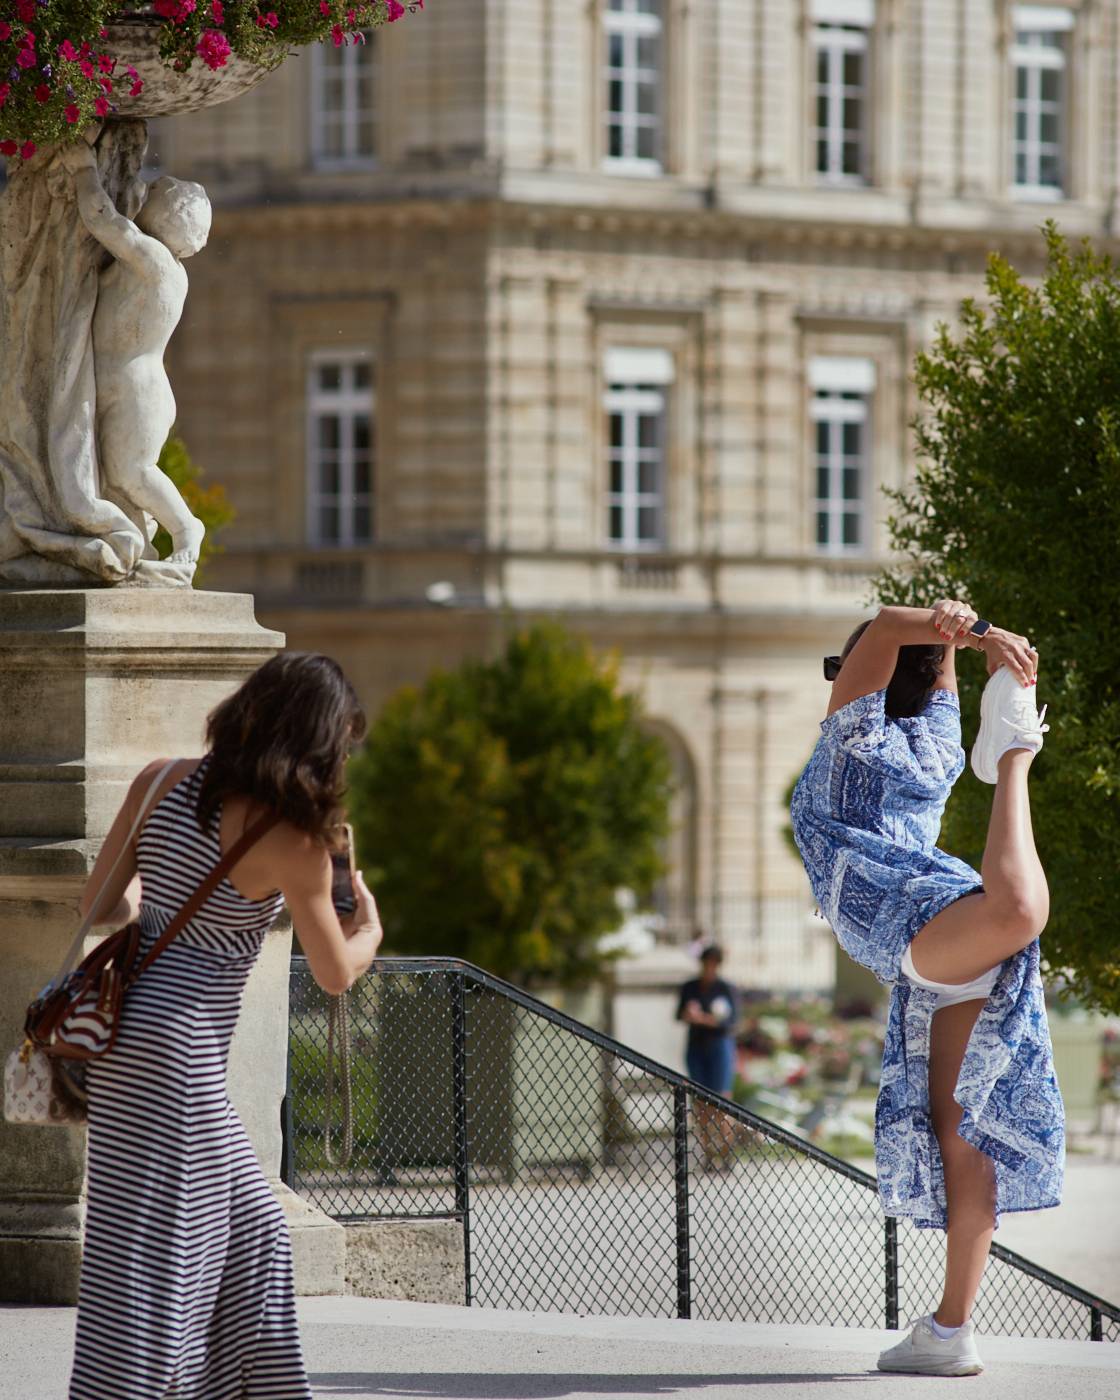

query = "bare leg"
[125,465,206,562]
[907,748,1048,984]
[929,998,996,1325]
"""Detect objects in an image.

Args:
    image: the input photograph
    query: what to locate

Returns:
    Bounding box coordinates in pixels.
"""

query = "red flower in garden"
[79,60,96,80]
[0,83,9,109]
[387,0,405,19]
[59,40,78,62]
[34,84,50,104]
[100,77,113,95]
[319,2,331,14]
[19,141,35,159]
[130,80,144,96]
[196,29,232,70]
[98,55,114,75]
[64,104,80,124]
[331,24,345,46]
[16,0,35,23]
[0,22,11,43]
[0,140,18,157]
[211,0,225,22]
[16,48,37,70]
[94,97,110,117]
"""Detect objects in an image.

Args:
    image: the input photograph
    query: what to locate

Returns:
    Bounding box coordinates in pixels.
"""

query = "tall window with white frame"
[310,31,376,168]
[812,0,875,184]
[604,348,674,551]
[809,357,875,555]
[1011,7,1070,197]
[603,0,663,172]
[307,355,374,548]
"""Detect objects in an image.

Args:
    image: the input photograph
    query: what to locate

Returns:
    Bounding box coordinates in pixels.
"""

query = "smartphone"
[330,823,357,916]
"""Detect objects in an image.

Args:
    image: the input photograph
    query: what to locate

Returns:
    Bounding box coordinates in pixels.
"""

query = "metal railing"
[284,956,1120,1342]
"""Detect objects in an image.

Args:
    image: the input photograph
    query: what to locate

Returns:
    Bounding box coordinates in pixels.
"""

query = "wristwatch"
[969,618,993,646]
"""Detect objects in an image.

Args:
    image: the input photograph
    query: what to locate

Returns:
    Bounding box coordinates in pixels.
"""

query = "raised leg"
[928,998,996,1326]
[907,748,1048,984]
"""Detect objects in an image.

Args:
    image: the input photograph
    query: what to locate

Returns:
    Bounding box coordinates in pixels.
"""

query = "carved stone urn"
[106,6,282,119]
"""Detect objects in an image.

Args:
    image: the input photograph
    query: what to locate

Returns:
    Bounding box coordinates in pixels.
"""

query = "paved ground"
[5,1297,1118,1400]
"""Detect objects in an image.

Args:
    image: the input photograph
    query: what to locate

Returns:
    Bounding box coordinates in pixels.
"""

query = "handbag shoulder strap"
[53,758,180,985]
[129,809,282,982]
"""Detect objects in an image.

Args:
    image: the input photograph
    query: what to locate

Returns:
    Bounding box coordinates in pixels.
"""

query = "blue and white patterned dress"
[790,688,1064,1230]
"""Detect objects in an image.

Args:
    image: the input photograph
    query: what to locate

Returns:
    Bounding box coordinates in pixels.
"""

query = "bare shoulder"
[265,822,329,892]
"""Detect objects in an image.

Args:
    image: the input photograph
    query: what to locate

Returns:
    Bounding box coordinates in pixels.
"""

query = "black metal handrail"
[285,955,1120,1341]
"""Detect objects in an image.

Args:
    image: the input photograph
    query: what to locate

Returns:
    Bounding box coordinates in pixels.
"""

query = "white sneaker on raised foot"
[877,1315,984,1376]
[970,665,1050,785]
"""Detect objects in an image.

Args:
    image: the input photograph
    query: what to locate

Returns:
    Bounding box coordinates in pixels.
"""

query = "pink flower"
[0,82,9,108]
[16,0,35,23]
[211,0,225,22]
[130,79,144,97]
[196,28,232,70]
[79,60,95,80]
[94,96,110,117]
[99,76,113,94]
[64,104,80,124]
[0,140,18,157]
[19,140,35,159]
[34,83,50,103]
[387,0,406,20]
[320,1,331,14]
[331,24,345,46]
[0,23,10,43]
[59,40,78,62]
[265,10,279,27]
[98,55,114,75]
[126,65,140,79]
[16,48,36,70]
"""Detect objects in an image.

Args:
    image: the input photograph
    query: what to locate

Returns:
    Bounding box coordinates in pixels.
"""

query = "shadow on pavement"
[309,1372,880,1397]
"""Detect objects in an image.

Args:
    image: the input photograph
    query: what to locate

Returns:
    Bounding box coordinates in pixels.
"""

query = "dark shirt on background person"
[675,975,740,1051]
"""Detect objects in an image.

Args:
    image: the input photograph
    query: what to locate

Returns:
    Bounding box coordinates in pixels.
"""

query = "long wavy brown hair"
[196,652,367,845]
[842,620,946,720]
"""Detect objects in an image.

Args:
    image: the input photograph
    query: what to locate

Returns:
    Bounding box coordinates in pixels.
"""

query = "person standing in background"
[676,943,741,1170]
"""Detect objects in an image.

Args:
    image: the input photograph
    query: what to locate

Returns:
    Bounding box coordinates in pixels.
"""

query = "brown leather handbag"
[5,761,279,1126]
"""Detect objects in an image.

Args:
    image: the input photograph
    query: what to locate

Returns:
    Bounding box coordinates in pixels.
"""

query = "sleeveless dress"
[791,688,1065,1230]
[70,759,312,1400]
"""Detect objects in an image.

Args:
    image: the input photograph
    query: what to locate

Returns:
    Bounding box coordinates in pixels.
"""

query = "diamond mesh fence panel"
[286,958,1118,1341]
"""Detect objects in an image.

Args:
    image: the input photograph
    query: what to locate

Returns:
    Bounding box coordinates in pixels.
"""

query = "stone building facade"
[152,0,1114,987]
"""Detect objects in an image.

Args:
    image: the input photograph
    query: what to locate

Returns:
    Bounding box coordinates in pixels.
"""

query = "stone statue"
[0,122,209,586]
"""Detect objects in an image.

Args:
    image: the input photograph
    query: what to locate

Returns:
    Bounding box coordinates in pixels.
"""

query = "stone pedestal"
[0,589,344,1302]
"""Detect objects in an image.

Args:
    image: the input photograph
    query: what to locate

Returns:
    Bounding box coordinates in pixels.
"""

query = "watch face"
[970,619,992,637]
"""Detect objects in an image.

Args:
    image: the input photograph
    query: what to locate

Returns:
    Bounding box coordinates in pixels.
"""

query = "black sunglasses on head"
[823,655,842,682]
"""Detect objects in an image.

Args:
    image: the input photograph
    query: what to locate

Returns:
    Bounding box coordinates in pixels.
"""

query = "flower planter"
[106,8,280,120]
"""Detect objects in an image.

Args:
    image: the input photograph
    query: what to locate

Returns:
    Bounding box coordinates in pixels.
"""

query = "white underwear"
[900,944,1001,1010]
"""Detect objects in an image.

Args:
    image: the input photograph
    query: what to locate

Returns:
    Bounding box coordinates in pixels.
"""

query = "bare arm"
[62,142,166,275]
[826,603,1038,718]
[278,836,383,995]
[78,760,176,927]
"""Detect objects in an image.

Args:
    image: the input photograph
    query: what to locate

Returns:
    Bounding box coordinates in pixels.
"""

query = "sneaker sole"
[877,1357,984,1377]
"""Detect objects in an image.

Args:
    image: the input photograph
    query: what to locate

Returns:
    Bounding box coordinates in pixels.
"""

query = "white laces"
[1001,700,1049,742]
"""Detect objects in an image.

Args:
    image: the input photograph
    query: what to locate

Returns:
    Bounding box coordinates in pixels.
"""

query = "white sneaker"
[970,665,1050,785]
[877,1314,985,1376]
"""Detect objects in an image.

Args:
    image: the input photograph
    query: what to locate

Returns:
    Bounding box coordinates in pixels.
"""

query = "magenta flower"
[64,103,80,124]
[0,22,10,42]
[0,82,9,108]
[130,78,144,97]
[16,48,37,70]
[0,140,18,157]
[59,40,78,62]
[34,83,50,103]
[94,96,110,117]
[211,0,225,22]
[387,0,406,20]
[19,140,35,159]
[196,28,232,71]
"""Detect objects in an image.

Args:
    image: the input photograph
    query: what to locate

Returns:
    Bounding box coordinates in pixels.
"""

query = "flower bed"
[0,0,421,159]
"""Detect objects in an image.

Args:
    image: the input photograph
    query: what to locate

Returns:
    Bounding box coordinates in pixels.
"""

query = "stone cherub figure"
[60,133,211,564]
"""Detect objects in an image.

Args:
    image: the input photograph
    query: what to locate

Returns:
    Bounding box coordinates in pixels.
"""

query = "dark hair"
[197,652,367,845]
[699,944,724,965]
[841,620,945,719]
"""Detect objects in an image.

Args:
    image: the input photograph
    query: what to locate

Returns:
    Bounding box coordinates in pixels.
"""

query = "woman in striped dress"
[69,653,382,1400]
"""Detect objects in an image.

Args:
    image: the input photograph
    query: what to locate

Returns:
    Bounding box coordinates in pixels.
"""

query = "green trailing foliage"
[876,223,1120,1013]
[348,623,674,988]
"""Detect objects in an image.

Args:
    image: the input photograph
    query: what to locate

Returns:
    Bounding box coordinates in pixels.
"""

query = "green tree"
[153,433,235,581]
[348,624,673,986]
[877,224,1120,1012]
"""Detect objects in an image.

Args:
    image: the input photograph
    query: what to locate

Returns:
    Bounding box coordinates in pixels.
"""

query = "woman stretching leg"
[790,601,1063,1377]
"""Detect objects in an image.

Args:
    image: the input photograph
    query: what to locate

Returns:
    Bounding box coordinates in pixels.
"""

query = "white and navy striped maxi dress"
[70,759,312,1400]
